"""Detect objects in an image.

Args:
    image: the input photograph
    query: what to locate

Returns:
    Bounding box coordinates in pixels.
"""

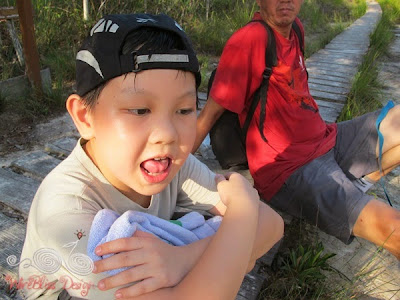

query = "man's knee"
[354,199,400,257]
[382,105,400,138]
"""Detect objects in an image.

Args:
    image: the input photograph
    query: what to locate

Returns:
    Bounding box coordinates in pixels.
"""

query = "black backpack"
[209,20,304,169]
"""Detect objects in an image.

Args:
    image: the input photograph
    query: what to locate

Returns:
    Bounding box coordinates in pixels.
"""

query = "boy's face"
[85,69,197,203]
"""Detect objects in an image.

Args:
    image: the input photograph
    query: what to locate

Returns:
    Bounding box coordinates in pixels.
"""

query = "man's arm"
[192,97,225,153]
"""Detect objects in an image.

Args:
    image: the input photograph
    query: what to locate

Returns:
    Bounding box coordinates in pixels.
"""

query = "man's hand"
[92,230,191,298]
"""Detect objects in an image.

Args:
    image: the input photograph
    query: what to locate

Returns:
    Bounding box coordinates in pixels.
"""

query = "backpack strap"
[244,20,277,142]
[291,19,304,56]
[243,19,305,142]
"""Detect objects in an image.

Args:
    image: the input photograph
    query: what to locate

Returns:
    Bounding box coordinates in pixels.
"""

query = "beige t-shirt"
[19,139,220,299]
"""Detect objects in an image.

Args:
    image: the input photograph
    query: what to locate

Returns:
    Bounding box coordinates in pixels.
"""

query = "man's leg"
[366,105,400,181]
[353,199,400,259]
[353,106,400,259]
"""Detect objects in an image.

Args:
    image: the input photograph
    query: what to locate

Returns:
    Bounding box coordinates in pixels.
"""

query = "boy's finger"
[214,173,226,184]
[97,264,151,291]
[93,249,146,273]
[95,237,145,256]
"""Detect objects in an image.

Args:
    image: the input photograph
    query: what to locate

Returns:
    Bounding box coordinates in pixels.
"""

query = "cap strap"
[136,53,189,65]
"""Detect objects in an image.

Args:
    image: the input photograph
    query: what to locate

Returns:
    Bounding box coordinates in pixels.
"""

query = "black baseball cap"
[75,13,201,96]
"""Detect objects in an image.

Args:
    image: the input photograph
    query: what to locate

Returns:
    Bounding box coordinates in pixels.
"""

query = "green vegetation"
[339,0,400,121]
[300,0,367,58]
[261,242,335,299]
[1,0,366,117]
[259,219,338,300]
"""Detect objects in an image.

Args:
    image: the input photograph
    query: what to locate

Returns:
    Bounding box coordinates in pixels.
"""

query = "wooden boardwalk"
[0,1,382,299]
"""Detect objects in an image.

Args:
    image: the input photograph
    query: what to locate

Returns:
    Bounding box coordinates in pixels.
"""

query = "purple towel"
[87,209,222,275]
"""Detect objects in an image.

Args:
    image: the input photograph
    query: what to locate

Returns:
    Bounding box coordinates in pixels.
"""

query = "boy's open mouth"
[140,157,172,183]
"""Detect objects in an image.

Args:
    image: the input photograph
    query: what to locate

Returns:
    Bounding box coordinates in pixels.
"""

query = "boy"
[19,13,284,299]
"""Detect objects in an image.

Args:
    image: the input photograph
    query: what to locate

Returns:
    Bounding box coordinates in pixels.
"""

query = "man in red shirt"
[193,0,400,259]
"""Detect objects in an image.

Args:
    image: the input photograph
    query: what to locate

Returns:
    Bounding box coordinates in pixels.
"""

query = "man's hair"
[82,27,189,110]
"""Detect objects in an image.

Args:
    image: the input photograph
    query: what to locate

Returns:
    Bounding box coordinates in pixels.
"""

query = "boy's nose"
[148,117,178,145]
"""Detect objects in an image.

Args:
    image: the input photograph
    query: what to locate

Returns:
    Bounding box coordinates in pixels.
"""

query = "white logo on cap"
[90,18,119,36]
[174,21,183,31]
[136,17,156,24]
[76,50,104,79]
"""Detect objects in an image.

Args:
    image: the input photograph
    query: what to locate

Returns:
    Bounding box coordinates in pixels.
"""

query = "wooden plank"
[315,100,345,111]
[306,55,361,67]
[0,7,18,20]
[11,151,61,181]
[308,77,351,89]
[324,44,366,53]
[306,63,357,76]
[236,268,266,300]
[308,82,349,95]
[307,69,352,82]
[45,136,78,158]
[6,20,24,66]
[307,66,353,78]
[0,212,26,279]
[0,168,39,216]
[318,105,341,123]
[310,89,347,103]
[320,48,365,54]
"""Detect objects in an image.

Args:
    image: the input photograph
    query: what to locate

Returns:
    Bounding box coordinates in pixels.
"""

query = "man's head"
[256,0,304,37]
[67,14,200,204]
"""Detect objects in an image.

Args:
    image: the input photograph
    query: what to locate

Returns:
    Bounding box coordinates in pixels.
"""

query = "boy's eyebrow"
[121,86,197,99]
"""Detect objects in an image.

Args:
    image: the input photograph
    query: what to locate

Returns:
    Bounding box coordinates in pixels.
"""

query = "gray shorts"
[269,110,381,244]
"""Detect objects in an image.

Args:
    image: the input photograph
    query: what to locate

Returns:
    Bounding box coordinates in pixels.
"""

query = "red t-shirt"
[210,13,337,200]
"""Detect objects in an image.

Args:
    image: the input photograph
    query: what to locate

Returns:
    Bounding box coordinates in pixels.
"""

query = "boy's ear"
[66,94,95,140]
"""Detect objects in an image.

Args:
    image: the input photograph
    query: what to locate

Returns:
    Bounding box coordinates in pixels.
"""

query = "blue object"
[87,209,222,275]
[375,100,395,206]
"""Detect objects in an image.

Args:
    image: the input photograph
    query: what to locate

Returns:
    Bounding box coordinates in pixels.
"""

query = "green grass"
[259,219,337,300]
[338,0,399,121]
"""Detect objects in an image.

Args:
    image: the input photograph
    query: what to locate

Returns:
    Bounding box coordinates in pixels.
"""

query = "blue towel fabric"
[87,209,222,275]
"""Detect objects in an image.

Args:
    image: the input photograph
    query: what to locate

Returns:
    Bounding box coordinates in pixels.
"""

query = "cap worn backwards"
[76,13,201,96]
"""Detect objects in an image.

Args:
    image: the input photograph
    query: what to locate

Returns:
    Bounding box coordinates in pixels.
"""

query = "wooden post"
[206,0,210,20]
[83,0,89,21]
[6,20,25,66]
[15,0,42,95]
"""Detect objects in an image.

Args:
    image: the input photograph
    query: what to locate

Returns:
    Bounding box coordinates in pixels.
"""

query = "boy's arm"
[96,174,284,299]
[210,199,284,271]
[102,173,260,300]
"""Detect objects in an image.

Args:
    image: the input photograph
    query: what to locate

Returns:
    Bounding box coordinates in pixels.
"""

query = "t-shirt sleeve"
[22,195,117,299]
[176,154,221,212]
[210,23,266,114]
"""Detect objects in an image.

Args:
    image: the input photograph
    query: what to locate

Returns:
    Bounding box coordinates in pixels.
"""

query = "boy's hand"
[93,230,190,298]
[215,172,259,207]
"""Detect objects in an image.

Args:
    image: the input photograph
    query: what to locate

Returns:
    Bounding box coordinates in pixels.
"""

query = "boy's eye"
[177,108,194,115]
[129,108,150,115]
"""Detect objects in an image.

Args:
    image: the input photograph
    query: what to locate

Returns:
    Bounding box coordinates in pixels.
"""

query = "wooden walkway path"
[0,1,382,299]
